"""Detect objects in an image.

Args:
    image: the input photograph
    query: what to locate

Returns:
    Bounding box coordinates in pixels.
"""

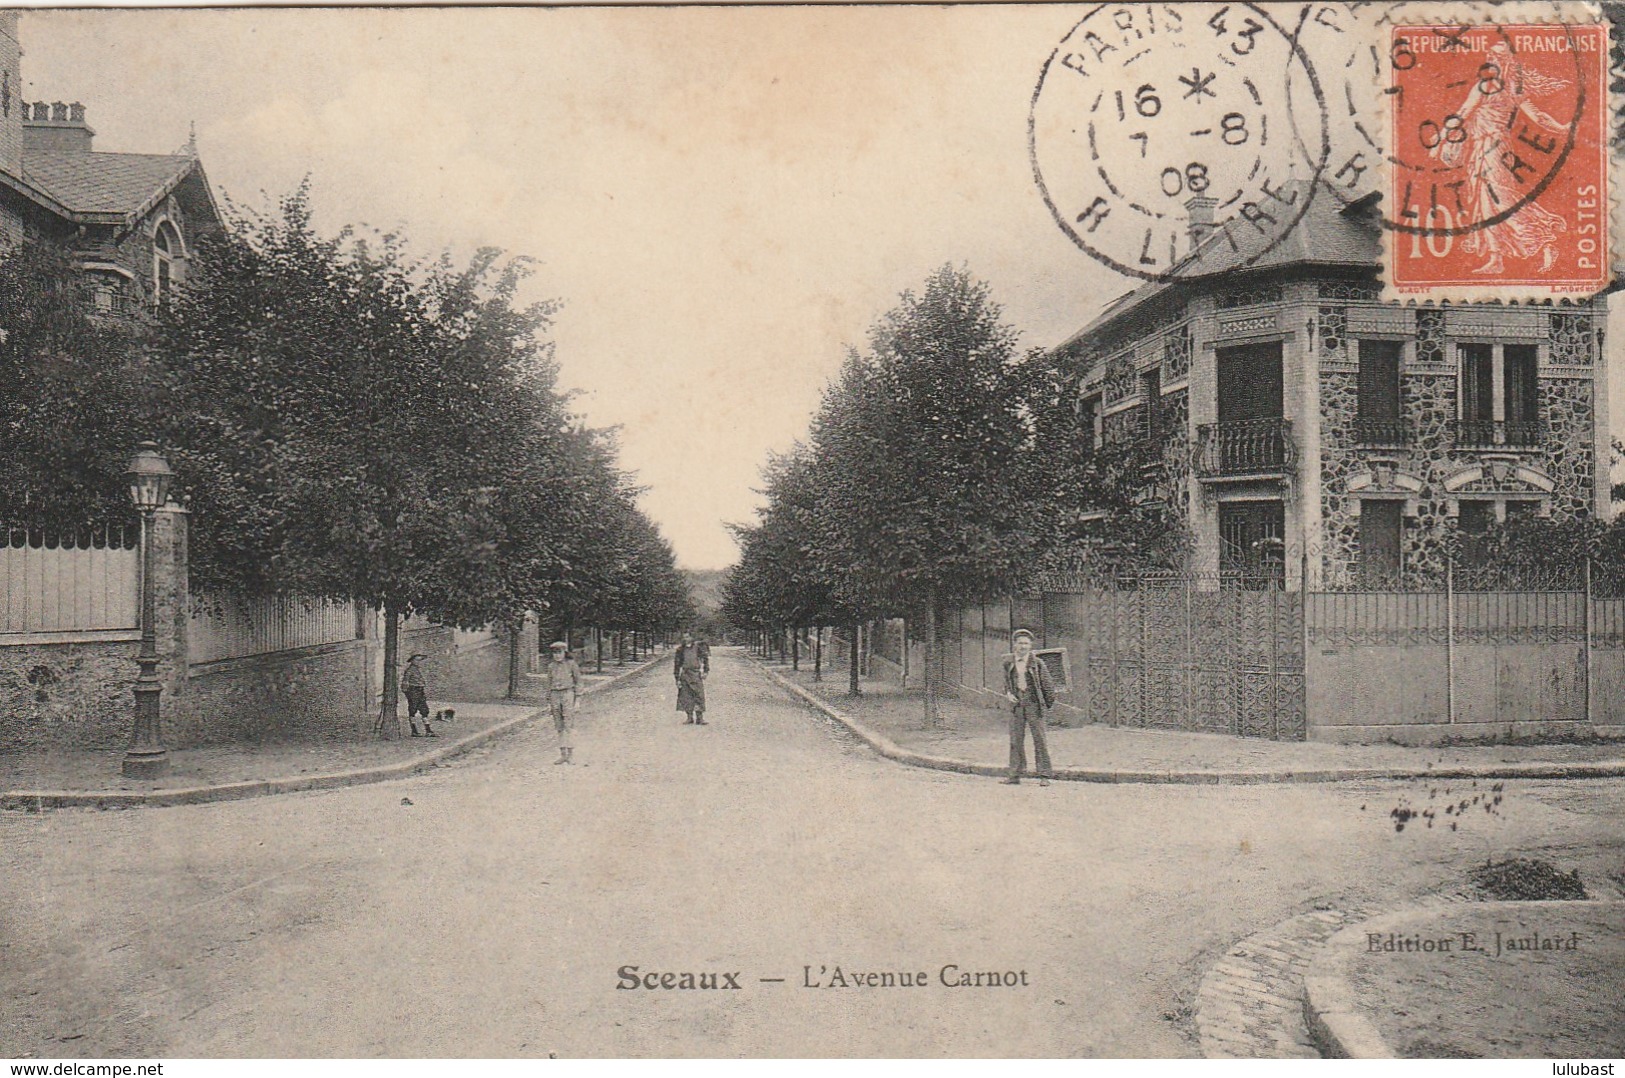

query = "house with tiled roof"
[1051,186,1611,590]
[1,10,220,316]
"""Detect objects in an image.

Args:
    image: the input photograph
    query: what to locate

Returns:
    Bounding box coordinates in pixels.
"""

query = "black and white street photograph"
[2,1,1625,1062]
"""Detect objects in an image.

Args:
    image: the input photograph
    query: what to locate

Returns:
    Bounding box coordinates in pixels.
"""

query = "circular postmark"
[1029,3,1330,283]
[1379,18,1596,245]
[1284,3,1387,212]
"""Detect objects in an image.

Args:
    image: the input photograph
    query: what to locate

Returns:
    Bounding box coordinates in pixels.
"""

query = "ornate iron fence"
[1043,572,1306,740]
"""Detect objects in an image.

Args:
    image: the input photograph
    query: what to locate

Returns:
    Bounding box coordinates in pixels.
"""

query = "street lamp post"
[123,442,174,779]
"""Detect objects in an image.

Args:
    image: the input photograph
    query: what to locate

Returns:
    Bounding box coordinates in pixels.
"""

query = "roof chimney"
[1185,195,1217,248]
[23,99,95,154]
[0,12,22,178]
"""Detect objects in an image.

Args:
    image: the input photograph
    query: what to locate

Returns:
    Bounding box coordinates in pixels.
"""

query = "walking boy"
[402,653,437,737]
[547,640,584,764]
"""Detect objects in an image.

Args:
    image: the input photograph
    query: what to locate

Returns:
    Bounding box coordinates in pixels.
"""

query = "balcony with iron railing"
[1455,418,1546,449]
[1195,418,1294,481]
[1354,416,1409,448]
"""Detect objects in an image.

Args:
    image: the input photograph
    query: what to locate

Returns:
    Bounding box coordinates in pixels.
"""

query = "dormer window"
[87,269,134,316]
[153,220,183,305]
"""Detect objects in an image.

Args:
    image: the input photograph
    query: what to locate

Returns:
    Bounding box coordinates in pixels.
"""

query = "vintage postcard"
[2,1,1624,1064]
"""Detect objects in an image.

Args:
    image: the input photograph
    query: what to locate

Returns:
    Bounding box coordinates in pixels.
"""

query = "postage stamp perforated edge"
[1369,1,1617,304]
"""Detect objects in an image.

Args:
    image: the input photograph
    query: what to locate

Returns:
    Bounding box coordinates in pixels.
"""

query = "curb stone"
[751,659,1625,786]
[1302,898,1625,1059]
[0,652,668,812]
[1194,907,1377,1059]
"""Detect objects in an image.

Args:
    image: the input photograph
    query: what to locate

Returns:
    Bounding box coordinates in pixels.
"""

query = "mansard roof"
[1055,183,1382,357]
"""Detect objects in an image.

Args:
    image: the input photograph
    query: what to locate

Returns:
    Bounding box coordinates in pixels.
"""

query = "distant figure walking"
[1001,629,1055,786]
[403,653,438,738]
[546,640,584,764]
[674,631,711,725]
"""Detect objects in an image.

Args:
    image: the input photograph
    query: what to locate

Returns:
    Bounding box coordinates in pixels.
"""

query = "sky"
[17,6,1624,568]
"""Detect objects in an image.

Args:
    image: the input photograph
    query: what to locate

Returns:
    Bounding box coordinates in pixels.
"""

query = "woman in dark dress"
[674,632,709,724]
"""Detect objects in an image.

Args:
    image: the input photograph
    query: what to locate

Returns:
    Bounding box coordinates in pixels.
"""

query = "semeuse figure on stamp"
[1001,629,1055,787]
[402,652,437,738]
[674,631,710,725]
[546,640,583,765]
[1436,41,1570,275]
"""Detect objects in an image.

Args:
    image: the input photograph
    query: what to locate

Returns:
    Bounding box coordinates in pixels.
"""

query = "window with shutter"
[1139,368,1160,441]
[1358,500,1403,586]
[1356,339,1403,444]
[1458,500,1495,566]
[1459,344,1495,445]
[1504,344,1539,444]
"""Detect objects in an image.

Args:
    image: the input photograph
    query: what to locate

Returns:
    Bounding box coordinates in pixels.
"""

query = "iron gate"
[1077,573,1306,740]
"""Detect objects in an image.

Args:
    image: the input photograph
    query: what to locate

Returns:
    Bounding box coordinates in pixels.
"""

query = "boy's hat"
[550,640,569,651]
[408,652,427,661]
[1011,629,1035,642]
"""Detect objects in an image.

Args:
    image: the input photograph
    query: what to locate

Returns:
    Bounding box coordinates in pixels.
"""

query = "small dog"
[433,708,456,725]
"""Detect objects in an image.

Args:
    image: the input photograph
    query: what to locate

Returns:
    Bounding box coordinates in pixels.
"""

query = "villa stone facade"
[1052,193,1611,591]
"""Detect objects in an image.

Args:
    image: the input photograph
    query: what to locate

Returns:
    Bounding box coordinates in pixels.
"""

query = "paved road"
[3,648,1623,1058]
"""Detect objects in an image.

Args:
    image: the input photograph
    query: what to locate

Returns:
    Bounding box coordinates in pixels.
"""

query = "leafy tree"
[159,185,567,734]
[0,243,160,531]
[722,444,855,678]
[809,265,1043,724]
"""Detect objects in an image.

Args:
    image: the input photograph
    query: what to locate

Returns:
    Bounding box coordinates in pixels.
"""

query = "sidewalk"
[0,656,663,809]
[758,658,1625,782]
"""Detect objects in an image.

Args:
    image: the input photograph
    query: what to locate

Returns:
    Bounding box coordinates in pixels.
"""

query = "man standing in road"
[546,641,583,764]
[675,631,710,725]
[1002,629,1055,786]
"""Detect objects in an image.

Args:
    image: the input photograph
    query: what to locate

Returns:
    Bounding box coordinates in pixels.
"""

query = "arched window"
[153,220,183,305]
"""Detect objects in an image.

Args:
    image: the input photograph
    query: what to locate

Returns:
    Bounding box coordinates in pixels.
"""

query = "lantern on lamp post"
[123,442,173,779]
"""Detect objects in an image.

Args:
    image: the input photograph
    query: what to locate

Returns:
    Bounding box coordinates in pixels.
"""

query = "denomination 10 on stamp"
[1386,21,1609,298]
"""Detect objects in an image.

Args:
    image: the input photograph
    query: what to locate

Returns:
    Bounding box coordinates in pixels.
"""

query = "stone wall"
[2,504,530,752]
[399,624,516,701]
[0,639,137,750]
[179,641,371,745]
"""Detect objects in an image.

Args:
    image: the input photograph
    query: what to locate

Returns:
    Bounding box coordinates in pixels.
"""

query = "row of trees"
[2,184,693,731]
[720,265,1169,725]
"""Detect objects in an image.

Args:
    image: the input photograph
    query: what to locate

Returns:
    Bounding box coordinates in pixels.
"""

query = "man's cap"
[550,640,569,651]
[408,652,427,661]
[1011,629,1035,642]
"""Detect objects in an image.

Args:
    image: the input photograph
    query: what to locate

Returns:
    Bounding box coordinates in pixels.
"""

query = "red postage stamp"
[1386,21,1610,299]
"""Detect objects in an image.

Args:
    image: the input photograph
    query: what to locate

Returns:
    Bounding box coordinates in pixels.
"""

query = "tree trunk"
[813,625,823,682]
[379,601,402,739]
[901,617,909,687]
[595,627,604,674]
[616,630,625,666]
[792,627,800,671]
[506,617,523,699]
[924,594,941,728]
[848,620,861,697]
